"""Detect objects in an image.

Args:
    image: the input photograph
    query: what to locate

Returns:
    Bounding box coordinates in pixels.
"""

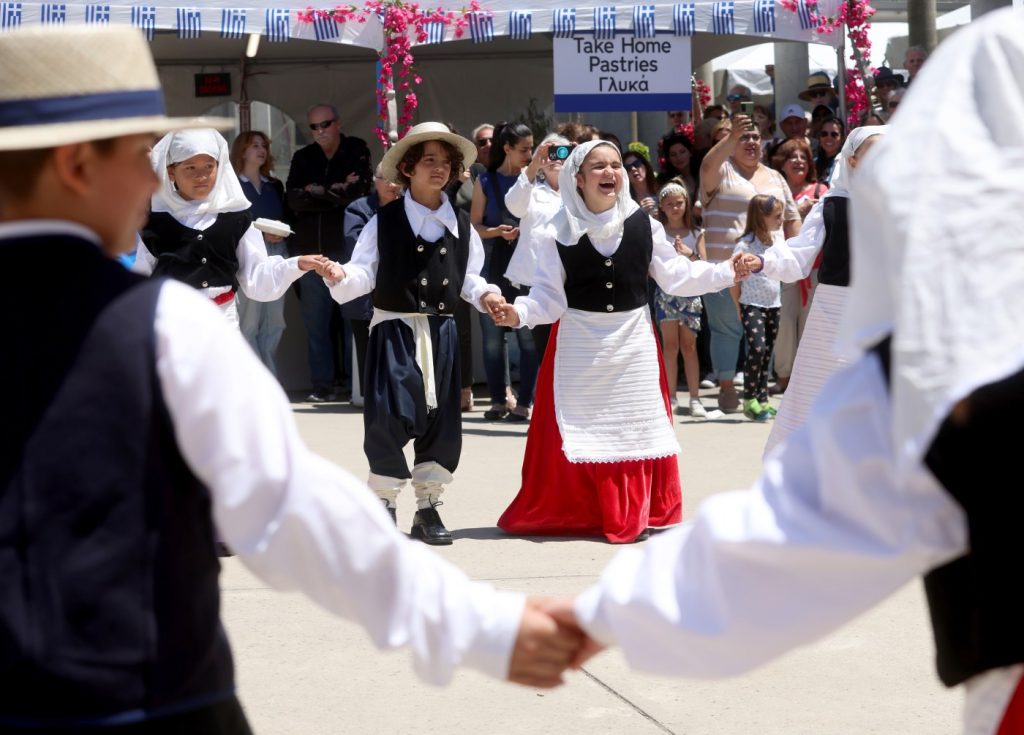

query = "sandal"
[505,406,530,423]
[483,403,509,421]
[461,387,474,412]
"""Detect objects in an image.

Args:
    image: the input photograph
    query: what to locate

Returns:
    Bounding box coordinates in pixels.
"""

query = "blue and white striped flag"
[632,4,656,38]
[508,9,531,40]
[131,4,156,40]
[795,0,815,29]
[265,8,289,42]
[423,19,445,43]
[468,11,493,43]
[593,6,615,39]
[552,7,575,38]
[85,3,110,23]
[672,2,695,36]
[712,0,734,34]
[753,0,775,32]
[1,1,22,29]
[177,7,201,38]
[40,2,66,24]
[313,13,339,40]
[221,8,245,38]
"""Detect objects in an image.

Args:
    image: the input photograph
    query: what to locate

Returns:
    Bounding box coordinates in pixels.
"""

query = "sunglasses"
[624,160,645,170]
[309,119,336,131]
[475,138,492,147]
[808,90,831,98]
[725,94,750,102]
[819,131,841,138]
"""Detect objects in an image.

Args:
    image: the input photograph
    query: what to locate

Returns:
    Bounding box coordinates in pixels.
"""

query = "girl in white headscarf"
[495,140,742,544]
[133,129,323,325]
[756,124,887,454]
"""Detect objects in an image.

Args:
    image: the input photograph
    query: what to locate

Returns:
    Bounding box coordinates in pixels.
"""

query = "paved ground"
[220,389,962,734]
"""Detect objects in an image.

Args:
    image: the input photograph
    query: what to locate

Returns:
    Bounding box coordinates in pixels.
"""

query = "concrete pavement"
[220,391,962,734]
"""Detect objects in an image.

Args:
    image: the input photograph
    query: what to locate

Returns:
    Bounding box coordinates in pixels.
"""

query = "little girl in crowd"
[731,194,783,422]
[655,182,708,418]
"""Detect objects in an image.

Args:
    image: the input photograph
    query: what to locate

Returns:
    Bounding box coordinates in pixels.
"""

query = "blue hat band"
[0,88,166,128]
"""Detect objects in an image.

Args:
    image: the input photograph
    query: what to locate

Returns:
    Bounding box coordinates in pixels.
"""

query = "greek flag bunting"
[1,1,22,29]
[468,11,493,43]
[753,0,775,33]
[177,7,201,38]
[313,13,339,40]
[508,9,531,40]
[632,4,656,38]
[130,4,156,39]
[221,8,246,38]
[795,0,815,29]
[593,6,615,39]
[712,0,734,34]
[85,3,110,23]
[423,19,445,43]
[40,3,66,24]
[265,8,289,41]
[552,7,575,38]
[672,2,694,36]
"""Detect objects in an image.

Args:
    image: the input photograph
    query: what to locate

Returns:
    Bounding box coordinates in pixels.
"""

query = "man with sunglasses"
[724,85,752,115]
[285,104,372,402]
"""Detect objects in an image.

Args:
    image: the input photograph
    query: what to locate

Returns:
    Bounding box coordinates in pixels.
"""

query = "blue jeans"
[479,313,538,407]
[237,241,288,377]
[703,287,743,382]
[297,270,337,391]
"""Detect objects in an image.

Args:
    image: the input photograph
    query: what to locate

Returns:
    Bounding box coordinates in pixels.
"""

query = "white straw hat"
[379,122,477,184]
[0,25,232,151]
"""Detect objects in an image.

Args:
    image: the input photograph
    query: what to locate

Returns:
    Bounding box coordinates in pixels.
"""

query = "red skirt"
[497,320,683,544]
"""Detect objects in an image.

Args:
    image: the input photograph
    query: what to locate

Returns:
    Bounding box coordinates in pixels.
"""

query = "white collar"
[0,219,101,245]
[238,174,269,184]
[403,195,459,238]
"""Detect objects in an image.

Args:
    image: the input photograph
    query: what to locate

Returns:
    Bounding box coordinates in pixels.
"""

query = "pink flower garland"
[778,0,877,127]
[298,0,483,147]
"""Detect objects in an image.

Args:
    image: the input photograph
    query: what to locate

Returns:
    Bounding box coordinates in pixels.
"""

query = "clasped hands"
[482,292,522,328]
[730,252,762,283]
[507,596,605,688]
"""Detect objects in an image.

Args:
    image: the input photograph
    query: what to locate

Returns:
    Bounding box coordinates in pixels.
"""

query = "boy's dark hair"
[0,138,118,202]
[396,139,464,188]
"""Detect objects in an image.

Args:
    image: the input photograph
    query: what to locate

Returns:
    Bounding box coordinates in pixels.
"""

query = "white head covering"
[151,128,250,220]
[839,8,1024,477]
[553,140,639,243]
[823,125,887,199]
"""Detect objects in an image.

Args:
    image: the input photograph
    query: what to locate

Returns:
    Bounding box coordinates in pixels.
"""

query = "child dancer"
[495,141,743,544]
[655,182,707,418]
[134,129,323,324]
[322,122,505,545]
[731,194,784,421]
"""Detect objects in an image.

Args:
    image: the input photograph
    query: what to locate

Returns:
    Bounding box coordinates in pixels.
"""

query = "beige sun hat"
[0,25,232,151]
[379,122,477,184]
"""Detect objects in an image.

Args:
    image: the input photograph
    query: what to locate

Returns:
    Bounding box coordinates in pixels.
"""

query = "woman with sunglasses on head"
[815,117,846,184]
[470,122,539,421]
[699,115,802,413]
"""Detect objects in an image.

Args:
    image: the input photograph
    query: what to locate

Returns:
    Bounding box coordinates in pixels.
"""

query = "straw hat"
[798,72,837,101]
[380,122,477,184]
[0,25,232,151]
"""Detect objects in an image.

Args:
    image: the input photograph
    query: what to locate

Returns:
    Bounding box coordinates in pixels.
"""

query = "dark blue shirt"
[238,175,285,222]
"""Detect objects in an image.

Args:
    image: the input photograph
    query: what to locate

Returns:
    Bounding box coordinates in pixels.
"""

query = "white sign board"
[553,34,692,113]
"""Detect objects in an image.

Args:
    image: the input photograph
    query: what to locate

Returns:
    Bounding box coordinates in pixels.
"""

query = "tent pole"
[386,72,398,145]
[836,35,846,125]
[630,111,638,144]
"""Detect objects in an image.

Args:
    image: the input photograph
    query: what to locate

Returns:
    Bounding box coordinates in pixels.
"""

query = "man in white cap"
[537,10,1024,732]
[778,103,810,143]
[0,25,581,732]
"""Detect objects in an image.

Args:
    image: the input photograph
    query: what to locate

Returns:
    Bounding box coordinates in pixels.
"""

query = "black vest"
[142,211,252,291]
[373,199,469,316]
[871,337,1024,687]
[817,197,850,287]
[557,209,652,313]
[0,234,233,726]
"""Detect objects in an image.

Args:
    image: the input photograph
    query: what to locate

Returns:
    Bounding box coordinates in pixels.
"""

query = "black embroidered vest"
[817,197,850,287]
[142,210,252,291]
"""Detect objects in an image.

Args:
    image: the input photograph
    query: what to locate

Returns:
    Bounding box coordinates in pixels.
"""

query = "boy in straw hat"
[322,123,506,545]
[0,25,581,731]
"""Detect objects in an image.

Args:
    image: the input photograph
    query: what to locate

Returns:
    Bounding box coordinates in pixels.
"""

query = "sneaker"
[761,402,777,417]
[733,372,745,386]
[689,398,708,418]
[307,388,338,402]
[700,378,716,389]
[669,396,679,413]
[743,398,770,421]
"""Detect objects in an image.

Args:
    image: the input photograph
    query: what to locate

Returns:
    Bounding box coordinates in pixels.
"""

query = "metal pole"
[630,111,638,143]
[837,37,847,125]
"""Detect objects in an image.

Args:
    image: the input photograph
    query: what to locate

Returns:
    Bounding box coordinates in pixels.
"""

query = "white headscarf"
[823,124,887,199]
[553,140,639,244]
[150,128,250,220]
[839,8,1024,477]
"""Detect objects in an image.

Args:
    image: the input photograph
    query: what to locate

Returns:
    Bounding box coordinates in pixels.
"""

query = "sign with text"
[553,33,691,113]
[194,73,232,98]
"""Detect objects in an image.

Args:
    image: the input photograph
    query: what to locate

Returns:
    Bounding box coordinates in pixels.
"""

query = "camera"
[547,144,576,162]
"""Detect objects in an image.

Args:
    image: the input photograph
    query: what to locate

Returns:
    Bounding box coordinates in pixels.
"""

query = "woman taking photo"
[470,122,538,421]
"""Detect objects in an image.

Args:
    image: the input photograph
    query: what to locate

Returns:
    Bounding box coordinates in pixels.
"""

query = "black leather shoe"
[410,506,453,545]
[632,529,651,543]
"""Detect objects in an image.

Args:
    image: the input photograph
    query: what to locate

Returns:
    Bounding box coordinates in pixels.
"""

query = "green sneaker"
[743,398,770,422]
[761,402,777,417]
